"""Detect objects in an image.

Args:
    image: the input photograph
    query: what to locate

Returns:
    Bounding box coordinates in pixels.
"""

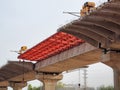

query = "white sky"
[0,0,114,90]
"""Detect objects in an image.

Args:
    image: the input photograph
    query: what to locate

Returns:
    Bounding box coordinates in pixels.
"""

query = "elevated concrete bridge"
[0,0,120,90]
[58,0,120,90]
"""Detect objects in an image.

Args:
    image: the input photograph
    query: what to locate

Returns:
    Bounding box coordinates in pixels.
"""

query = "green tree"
[32,86,41,90]
[98,85,114,90]
[56,81,65,88]
[27,84,42,90]
[106,86,114,90]
[28,84,32,90]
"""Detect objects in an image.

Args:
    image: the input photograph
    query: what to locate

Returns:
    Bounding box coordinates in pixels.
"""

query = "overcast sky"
[0,0,113,90]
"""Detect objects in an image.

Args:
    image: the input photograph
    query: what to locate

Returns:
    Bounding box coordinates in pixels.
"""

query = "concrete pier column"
[9,81,27,90]
[0,86,7,90]
[113,67,120,90]
[0,81,9,90]
[101,52,120,90]
[36,73,63,90]
[42,78,60,90]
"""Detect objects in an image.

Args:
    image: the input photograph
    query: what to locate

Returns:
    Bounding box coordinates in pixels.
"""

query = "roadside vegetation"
[27,83,114,90]
[97,85,114,90]
[27,84,42,90]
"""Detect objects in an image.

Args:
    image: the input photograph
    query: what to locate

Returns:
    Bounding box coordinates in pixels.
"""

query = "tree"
[27,84,42,90]
[106,86,114,90]
[32,87,40,90]
[56,81,65,88]
[28,84,32,90]
[98,85,114,90]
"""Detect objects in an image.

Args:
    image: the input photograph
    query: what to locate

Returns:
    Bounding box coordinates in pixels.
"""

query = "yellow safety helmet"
[20,46,27,51]
[84,2,95,7]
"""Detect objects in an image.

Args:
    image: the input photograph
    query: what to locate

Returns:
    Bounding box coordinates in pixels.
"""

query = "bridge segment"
[58,0,120,90]
[0,0,119,90]
[0,61,34,90]
[58,0,120,49]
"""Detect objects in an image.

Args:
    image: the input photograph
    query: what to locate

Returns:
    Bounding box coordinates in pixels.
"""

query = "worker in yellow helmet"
[80,2,95,16]
[19,46,27,54]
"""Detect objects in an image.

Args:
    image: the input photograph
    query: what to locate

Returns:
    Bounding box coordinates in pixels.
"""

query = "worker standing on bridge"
[80,2,96,16]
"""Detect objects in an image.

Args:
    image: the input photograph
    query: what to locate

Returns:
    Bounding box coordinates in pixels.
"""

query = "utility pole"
[83,67,88,90]
[78,69,81,89]
[77,66,88,90]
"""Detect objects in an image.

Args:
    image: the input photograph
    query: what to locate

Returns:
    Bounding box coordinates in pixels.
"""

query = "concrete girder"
[35,43,101,72]
[73,20,120,49]
[59,1,120,48]
[2,66,23,75]
[7,63,31,72]
[38,50,100,72]
[91,11,120,24]
[0,70,14,80]
[8,61,34,70]
[62,25,108,47]
[0,61,34,83]
[100,8,120,16]
[73,21,115,41]
[0,81,9,86]
[106,1,120,7]
[0,65,29,81]
[69,21,115,40]
[60,29,99,47]
[112,0,120,2]
[9,71,36,82]
[100,7,120,14]
[104,2,120,9]
[0,77,5,81]
[79,20,116,35]
[83,17,120,35]
[85,15,120,27]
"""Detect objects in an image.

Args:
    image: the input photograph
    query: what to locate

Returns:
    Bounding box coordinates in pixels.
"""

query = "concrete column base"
[36,73,63,90]
[9,81,27,90]
[0,86,7,90]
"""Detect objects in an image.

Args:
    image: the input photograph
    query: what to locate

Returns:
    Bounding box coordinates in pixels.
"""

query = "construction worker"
[80,2,95,16]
